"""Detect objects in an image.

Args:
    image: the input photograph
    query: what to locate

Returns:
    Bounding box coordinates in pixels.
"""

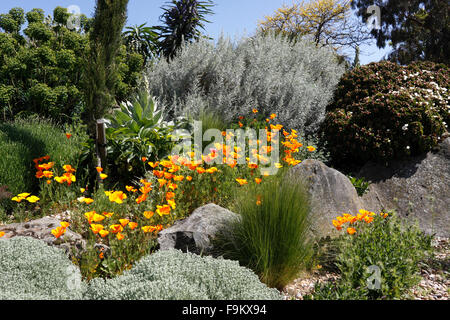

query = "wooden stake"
[96,119,107,182]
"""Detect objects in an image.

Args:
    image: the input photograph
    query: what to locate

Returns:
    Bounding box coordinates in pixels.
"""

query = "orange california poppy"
[136,193,148,204]
[63,165,76,173]
[156,205,171,216]
[51,226,66,238]
[143,211,154,219]
[90,224,104,234]
[116,232,125,240]
[128,222,138,230]
[236,178,248,186]
[109,224,123,234]
[119,219,130,227]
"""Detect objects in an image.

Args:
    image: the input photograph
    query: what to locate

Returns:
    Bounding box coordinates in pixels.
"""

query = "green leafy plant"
[105,91,179,184]
[123,23,159,65]
[348,175,370,197]
[214,172,313,290]
[308,212,433,300]
[0,6,144,123]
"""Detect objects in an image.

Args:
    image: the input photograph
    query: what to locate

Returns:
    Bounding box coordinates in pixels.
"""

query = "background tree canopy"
[0,6,144,122]
[352,0,449,65]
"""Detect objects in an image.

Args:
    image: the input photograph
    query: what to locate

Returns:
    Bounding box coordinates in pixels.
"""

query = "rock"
[288,159,365,238]
[157,203,239,255]
[0,216,86,258]
[358,137,450,237]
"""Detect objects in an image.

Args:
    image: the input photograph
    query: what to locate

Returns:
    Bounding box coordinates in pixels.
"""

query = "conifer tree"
[83,0,129,132]
[83,0,129,171]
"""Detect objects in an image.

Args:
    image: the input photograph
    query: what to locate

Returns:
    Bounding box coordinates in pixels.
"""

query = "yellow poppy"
[26,195,40,203]
[60,221,70,228]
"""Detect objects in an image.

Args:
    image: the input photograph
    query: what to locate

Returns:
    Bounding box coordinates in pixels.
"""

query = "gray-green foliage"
[145,32,345,134]
[85,249,282,300]
[0,237,85,300]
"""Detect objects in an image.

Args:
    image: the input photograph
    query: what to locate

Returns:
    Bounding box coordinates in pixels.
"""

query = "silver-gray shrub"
[145,33,345,134]
[85,249,282,300]
[0,236,85,300]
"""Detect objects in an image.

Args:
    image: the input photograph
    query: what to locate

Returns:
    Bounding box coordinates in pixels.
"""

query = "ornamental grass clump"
[215,173,313,290]
[0,236,85,300]
[84,249,282,300]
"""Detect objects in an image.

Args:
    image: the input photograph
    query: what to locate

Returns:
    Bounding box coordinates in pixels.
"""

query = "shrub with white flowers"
[321,61,449,166]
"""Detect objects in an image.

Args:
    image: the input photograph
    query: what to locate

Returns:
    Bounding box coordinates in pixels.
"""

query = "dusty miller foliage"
[0,237,85,300]
[145,33,345,135]
[85,249,282,300]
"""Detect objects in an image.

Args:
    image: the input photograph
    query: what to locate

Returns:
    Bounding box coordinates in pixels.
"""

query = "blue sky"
[0,0,391,64]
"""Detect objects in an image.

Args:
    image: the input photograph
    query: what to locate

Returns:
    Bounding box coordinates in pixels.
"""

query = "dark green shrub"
[321,61,449,167]
[0,6,145,123]
[214,172,313,290]
[308,212,433,300]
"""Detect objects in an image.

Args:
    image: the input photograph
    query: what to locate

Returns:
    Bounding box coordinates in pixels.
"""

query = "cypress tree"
[83,0,129,172]
[83,0,129,133]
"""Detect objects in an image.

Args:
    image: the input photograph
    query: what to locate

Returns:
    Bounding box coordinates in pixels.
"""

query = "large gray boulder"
[358,137,450,237]
[157,203,239,255]
[288,138,450,238]
[289,159,365,238]
[0,216,86,257]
